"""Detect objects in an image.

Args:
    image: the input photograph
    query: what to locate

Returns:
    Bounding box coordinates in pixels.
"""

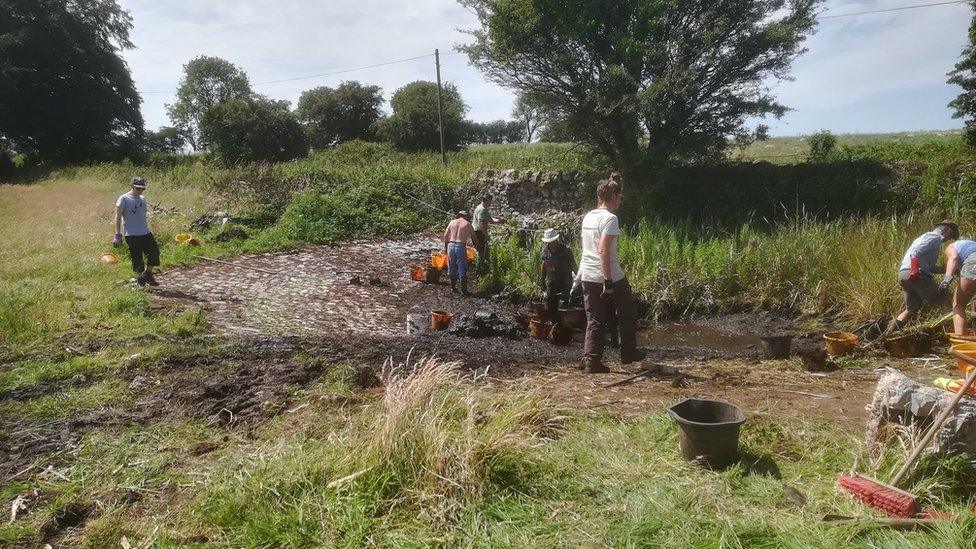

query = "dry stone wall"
[466,169,597,219]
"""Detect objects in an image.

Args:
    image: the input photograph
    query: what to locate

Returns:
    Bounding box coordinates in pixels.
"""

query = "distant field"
[733,129,965,162]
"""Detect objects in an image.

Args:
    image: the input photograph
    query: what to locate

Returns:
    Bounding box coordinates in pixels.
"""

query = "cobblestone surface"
[159,235,456,338]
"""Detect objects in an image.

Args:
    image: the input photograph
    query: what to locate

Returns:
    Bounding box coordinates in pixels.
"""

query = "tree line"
[4,0,976,177]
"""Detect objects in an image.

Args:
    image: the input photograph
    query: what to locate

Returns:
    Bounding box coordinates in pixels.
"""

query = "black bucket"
[668,398,746,469]
[760,334,792,359]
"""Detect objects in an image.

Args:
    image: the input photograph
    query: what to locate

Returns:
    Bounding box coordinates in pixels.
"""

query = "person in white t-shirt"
[114,176,160,287]
[577,179,645,373]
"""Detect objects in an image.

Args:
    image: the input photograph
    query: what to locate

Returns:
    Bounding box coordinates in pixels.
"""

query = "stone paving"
[158,235,450,338]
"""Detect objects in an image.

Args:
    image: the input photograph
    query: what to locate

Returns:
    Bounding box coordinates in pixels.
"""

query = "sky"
[119,0,974,137]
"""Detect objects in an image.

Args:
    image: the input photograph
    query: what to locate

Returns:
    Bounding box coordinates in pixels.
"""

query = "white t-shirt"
[116,192,151,236]
[578,208,624,283]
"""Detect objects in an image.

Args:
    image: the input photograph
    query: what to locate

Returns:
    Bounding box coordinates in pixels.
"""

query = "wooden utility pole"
[434,48,446,164]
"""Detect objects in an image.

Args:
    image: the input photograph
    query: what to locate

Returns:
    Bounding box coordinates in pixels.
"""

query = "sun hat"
[131,177,147,189]
[541,229,560,243]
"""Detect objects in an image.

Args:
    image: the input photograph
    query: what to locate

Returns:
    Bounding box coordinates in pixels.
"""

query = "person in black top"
[539,229,577,324]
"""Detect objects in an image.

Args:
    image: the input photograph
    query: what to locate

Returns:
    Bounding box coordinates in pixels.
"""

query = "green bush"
[200,97,307,164]
[807,130,837,161]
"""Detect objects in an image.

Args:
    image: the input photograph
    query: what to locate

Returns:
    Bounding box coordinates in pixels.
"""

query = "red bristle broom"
[837,349,976,517]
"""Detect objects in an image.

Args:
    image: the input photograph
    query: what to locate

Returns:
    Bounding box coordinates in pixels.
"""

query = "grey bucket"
[668,398,746,469]
[760,334,792,359]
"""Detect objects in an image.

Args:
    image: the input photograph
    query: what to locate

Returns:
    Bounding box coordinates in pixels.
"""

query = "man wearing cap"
[443,210,476,296]
[114,177,161,287]
[539,229,577,323]
[885,220,960,334]
[472,194,499,270]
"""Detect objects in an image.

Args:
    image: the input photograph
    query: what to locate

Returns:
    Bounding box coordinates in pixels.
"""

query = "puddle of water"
[637,322,760,353]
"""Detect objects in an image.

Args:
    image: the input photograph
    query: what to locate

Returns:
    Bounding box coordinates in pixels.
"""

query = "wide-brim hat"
[936,220,960,240]
[541,228,560,243]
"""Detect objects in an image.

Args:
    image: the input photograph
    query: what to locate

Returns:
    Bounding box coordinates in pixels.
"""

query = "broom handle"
[890,350,976,486]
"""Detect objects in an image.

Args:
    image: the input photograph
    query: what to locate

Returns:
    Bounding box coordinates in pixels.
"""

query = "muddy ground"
[2,235,956,485]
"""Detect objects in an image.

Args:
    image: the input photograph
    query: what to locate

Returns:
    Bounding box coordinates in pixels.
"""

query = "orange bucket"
[824,331,857,356]
[529,318,553,340]
[430,310,453,331]
[98,251,118,264]
[951,342,976,375]
[431,252,448,270]
[513,313,537,329]
[410,266,425,282]
[466,246,476,261]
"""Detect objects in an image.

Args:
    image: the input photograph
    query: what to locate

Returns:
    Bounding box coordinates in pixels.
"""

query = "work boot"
[620,348,647,365]
[461,276,471,297]
[450,276,459,293]
[584,360,610,374]
[143,272,159,287]
[135,272,147,287]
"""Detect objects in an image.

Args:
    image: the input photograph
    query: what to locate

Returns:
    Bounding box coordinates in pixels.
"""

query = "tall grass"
[485,214,937,321]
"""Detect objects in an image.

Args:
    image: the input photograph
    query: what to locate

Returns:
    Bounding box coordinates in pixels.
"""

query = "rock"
[70,374,87,385]
[865,370,976,456]
[123,353,142,368]
[128,375,151,390]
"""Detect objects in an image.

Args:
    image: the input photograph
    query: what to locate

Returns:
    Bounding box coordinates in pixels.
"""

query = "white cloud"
[120,0,972,135]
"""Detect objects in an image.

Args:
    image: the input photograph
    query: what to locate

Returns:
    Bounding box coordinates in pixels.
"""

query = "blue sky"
[120,0,974,137]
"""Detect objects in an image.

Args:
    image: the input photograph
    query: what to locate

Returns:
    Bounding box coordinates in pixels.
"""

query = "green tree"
[377,81,468,152]
[167,56,252,150]
[460,0,819,178]
[0,0,144,164]
[949,6,976,147]
[296,81,384,149]
[807,129,836,162]
[465,120,525,144]
[511,94,543,142]
[200,97,307,164]
[145,126,187,154]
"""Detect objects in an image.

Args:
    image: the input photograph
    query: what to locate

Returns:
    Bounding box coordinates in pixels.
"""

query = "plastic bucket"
[560,308,586,330]
[550,323,573,346]
[410,266,425,282]
[174,232,192,244]
[513,314,535,329]
[948,331,976,346]
[529,318,553,340]
[425,267,443,284]
[430,252,448,270]
[951,342,976,375]
[824,331,857,356]
[884,332,931,358]
[430,310,453,331]
[98,251,118,265]
[466,246,476,261]
[668,398,746,469]
[760,335,792,359]
[406,313,426,334]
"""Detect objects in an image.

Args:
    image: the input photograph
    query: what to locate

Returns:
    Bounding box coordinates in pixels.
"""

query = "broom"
[837,349,976,517]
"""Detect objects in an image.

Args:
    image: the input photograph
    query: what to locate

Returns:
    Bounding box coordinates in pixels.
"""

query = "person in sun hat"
[539,228,577,324]
[442,210,476,296]
[114,176,160,287]
[884,220,960,335]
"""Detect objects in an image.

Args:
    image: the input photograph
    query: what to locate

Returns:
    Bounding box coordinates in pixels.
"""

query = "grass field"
[2,139,976,545]
[732,130,965,163]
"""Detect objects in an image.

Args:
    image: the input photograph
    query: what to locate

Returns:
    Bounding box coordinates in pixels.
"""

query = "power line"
[141,51,463,95]
[818,0,968,20]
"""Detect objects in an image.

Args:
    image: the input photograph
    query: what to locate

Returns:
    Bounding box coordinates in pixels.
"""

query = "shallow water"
[637,322,761,353]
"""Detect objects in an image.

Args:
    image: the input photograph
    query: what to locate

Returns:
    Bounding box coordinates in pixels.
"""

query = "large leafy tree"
[296,81,384,149]
[949,6,976,147]
[0,0,144,164]
[460,0,819,177]
[167,56,252,150]
[200,97,307,164]
[377,81,468,152]
[145,126,187,155]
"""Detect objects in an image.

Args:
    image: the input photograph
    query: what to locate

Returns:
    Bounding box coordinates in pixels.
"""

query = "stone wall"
[466,169,597,219]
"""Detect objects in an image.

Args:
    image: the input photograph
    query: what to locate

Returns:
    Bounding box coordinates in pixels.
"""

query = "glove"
[908,256,920,280]
[113,233,123,247]
[940,276,954,292]
[600,279,614,299]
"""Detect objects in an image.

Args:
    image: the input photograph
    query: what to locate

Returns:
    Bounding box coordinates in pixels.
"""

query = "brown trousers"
[582,278,637,363]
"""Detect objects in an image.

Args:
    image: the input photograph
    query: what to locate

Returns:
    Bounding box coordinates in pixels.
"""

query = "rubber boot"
[450,275,458,293]
[461,276,471,297]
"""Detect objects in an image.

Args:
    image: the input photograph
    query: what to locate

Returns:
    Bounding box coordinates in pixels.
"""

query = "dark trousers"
[583,278,637,363]
[546,278,571,323]
[474,230,489,268]
[125,233,160,273]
